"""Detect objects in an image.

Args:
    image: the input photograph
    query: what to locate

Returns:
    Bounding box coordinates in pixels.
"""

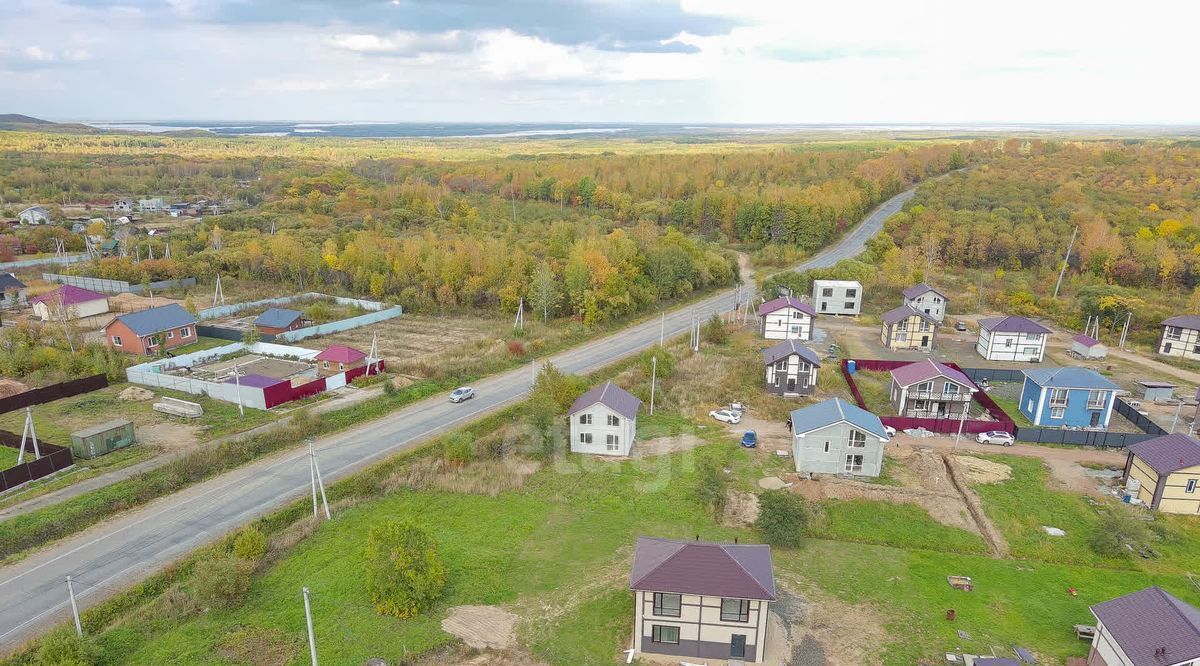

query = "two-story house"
[104,303,197,355]
[901,283,948,323]
[1086,586,1200,666]
[789,398,890,477]
[1158,315,1200,361]
[1018,367,1119,429]
[630,536,776,663]
[757,296,816,341]
[811,280,862,316]
[879,305,938,351]
[762,339,820,397]
[568,381,641,456]
[889,359,978,419]
[1124,434,1200,515]
[976,315,1051,362]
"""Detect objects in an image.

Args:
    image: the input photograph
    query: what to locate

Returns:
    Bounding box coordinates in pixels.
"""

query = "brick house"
[105,304,197,355]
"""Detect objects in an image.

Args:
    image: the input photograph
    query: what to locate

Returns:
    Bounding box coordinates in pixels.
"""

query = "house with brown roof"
[757,296,816,341]
[1159,315,1200,361]
[762,339,820,397]
[1123,434,1200,514]
[1087,586,1200,666]
[879,304,938,351]
[567,381,641,456]
[889,360,978,419]
[630,536,776,663]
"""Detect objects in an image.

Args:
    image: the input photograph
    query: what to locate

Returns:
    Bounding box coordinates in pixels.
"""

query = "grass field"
[0,446,20,470]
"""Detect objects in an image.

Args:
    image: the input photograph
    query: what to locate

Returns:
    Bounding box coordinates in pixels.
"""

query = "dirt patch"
[943,454,1010,558]
[135,421,200,451]
[442,605,518,650]
[119,386,155,401]
[108,292,184,314]
[797,476,980,535]
[770,581,891,666]
[953,456,1012,485]
[634,433,705,457]
[722,490,760,527]
[0,379,27,400]
[385,457,541,497]
[217,626,299,666]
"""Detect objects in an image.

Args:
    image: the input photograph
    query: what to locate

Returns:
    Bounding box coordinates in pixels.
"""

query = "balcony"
[906,391,972,402]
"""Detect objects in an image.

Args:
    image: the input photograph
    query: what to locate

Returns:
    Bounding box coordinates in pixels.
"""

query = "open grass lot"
[0,446,20,470]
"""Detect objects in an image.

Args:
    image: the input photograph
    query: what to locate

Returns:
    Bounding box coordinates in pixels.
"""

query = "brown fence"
[0,374,108,416]
[0,430,74,493]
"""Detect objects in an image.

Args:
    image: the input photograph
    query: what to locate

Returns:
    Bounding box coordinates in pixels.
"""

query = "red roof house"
[315,345,367,374]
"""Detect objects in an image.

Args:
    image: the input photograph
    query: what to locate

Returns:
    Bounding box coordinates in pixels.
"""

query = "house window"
[720,598,750,623]
[820,302,828,312]
[823,441,830,452]
[1004,338,1013,347]
[1166,326,1183,340]
[1086,390,1107,410]
[789,325,801,335]
[652,593,681,617]
[1049,389,1068,406]
[579,414,592,425]
[774,359,788,371]
[944,383,959,395]
[322,361,330,369]
[606,434,620,450]
[179,327,191,338]
[607,415,620,427]
[651,625,679,644]
[916,381,932,393]
[111,335,122,347]
[848,430,866,448]
[339,362,345,371]
[845,454,864,473]
[846,288,857,298]
[579,433,593,445]
[897,333,908,342]
[914,399,928,410]
[1050,407,1065,420]
[822,288,833,297]
[166,330,174,339]
[1188,479,1197,494]
[1023,346,1038,355]
[844,301,855,310]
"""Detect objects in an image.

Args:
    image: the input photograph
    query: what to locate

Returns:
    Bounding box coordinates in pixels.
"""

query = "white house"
[1159,315,1200,361]
[789,398,889,477]
[567,381,641,456]
[30,285,110,321]
[18,206,50,225]
[138,198,164,212]
[630,536,776,663]
[1086,586,1200,666]
[112,198,134,214]
[976,316,1051,362]
[902,283,948,323]
[757,296,816,341]
[0,273,28,308]
[811,280,862,316]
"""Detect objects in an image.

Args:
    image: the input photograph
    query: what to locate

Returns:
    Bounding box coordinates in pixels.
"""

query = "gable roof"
[762,339,821,367]
[881,304,937,326]
[629,536,776,600]
[315,345,367,364]
[30,285,107,307]
[1090,586,1200,666]
[902,283,945,300]
[758,296,816,317]
[890,359,976,390]
[789,398,889,440]
[1023,367,1119,391]
[1072,333,1103,348]
[110,303,195,337]
[254,307,302,329]
[567,380,641,420]
[1163,315,1200,330]
[1128,434,1200,476]
[0,273,26,290]
[19,205,47,215]
[978,315,1052,334]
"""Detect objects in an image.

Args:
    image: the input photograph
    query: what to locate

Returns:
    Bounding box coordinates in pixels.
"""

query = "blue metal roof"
[254,307,302,329]
[1023,367,1119,391]
[114,303,196,337]
[789,398,888,439]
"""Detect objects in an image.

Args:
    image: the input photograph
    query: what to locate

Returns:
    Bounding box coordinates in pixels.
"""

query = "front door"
[730,634,746,659]
[937,402,947,418]
[786,377,796,392]
[1090,411,1101,427]
[921,335,930,349]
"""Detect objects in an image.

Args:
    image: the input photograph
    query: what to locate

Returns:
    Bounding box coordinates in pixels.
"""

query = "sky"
[2,0,1198,124]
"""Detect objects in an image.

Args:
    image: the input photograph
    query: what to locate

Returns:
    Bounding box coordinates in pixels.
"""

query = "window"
[651,625,679,644]
[846,288,857,298]
[179,327,191,338]
[1167,326,1183,340]
[916,381,932,393]
[820,302,828,312]
[919,321,931,331]
[775,359,788,371]
[579,433,593,444]
[848,430,866,448]
[720,598,750,622]
[914,399,928,410]
[844,301,855,310]
[898,333,908,342]
[944,383,959,395]
[338,362,345,371]
[607,414,620,427]
[1049,388,1069,406]
[845,454,864,473]
[789,324,801,335]
[1004,338,1013,347]
[822,288,833,297]
[652,593,681,617]
[1050,407,1065,420]
[322,361,330,369]
[579,414,592,425]
[1188,479,1197,494]
[823,441,830,452]
[1087,390,1107,410]
[111,335,122,347]
[1023,346,1038,356]
[166,330,174,339]
[606,434,620,451]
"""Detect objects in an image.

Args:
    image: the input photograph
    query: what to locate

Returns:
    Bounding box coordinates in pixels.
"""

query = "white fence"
[275,306,403,342]
[197,292,387,320]
[0,254,88,270]
[43,273,197,294]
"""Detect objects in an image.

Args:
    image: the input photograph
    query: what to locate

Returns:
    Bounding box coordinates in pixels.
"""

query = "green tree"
[695,457,728,517]
[242,325,262,345]
[701,314,729,345]
[529,260,560,322]
[755,490,809,548]
[363,521,447,618]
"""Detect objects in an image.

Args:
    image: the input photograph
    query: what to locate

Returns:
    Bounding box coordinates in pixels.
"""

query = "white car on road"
[449,386,475,403]
[976,431,1015,446]
[709,409,742,425]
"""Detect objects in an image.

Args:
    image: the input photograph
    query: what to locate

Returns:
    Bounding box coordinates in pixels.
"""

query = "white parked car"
[449,386,475,403]
[976,431,1015,446]
[709,409,742,425]
[883,425,896,438]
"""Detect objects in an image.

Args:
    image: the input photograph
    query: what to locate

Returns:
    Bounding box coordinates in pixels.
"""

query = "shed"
[70,418,135,459]
[1137,380,1177,402]
[1070,334,1108,359]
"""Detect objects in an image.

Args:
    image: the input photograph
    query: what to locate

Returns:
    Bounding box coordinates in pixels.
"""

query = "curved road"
[0,184,918,651]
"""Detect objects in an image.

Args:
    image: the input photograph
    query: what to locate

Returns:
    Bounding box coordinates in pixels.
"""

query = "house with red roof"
[630,536,776,663]
[757,296,816,341]
[314,344,367,375]
[30,285,110,322]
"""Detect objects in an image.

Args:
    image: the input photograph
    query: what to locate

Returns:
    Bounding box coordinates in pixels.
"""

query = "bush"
[443,434,474,467]
[192,553,254,608]
[506,340,526,356]
[382,376,399,397]
[35,626,100,666]
[1089,507,1153,557]
[695,458,728,516]
[755,490,809,548]
[363,521,447,618]
[232,526,268,561]
[701,314,729,345]
[639,346,675,380]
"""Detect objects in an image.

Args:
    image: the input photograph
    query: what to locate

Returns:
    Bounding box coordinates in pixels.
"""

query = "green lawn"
[0,446,20,469]
[809,499,989,555]
[847,369,894,415]
[987,393,1035,427]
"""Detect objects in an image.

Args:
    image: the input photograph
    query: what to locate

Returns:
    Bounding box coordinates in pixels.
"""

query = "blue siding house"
[1018,367,1120,428]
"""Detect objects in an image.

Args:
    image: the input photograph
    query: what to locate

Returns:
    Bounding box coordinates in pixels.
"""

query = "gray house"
[568,381,641,456]
[1087,586,1200,666]
[889,359,977,419]
[902,283,948,323]
[762,339,820,397]
[0,273,28,308]
[630,536,776,663]
[789,398,889,477]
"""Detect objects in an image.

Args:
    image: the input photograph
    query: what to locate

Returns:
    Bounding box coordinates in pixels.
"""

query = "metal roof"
[0,273,26,290]
[758,296,816,317]
[789,398,888,440]
[978,315,1052,334]
[1162,315,1200,330]
[630,536,776,601]
[1072,334,1103,348]
[1128,434,1200,476]
[254,307,302,329]
[315,345,367,364]
[1023,367,1119,391]
[30,285,107,307]
[890,359,976,390]
[568,380,642,420]
[71,418,132,439]
[902,283,945,300]
[761,340,821,367]
[224,373,285,388]
[881,304,937,325]
[112,304,196,337]
[1090,586,1200,666]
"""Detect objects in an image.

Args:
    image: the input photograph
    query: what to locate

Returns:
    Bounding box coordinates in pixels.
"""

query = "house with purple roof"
[1071,333,1108,360]
[1087,585,1200,666]
[976,315,1051,362]
[1159,315,1200,361]
[1124,434,1200,514]
[30,285,110,322]
[890,359,978,419]
[902,283,948,322]
[757,296,816,341]
[879,304,938,351]
[630,536,776,663]
[568,380,641,456]
[762,339,820,396]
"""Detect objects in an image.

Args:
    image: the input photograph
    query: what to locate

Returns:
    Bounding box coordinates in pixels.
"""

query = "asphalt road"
[0,184,917,651]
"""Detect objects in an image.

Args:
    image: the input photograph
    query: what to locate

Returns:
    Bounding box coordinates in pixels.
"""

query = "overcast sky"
[2,0,1198,124]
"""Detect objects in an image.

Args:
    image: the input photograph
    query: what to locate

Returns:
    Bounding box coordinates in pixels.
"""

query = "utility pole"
[213,273,226,307]
[649,355,657,415]
[303,587,318,666]
[308,439,331,520]
[66,576,82,637]
[1118,311,1132,349]
[233,362,245,418]
[17,407,40,464]
[1052,226,1079,300]
[530,359,536,387]
[659,312,665,346]
[953,402,968,450]
[1171,401,1185,433]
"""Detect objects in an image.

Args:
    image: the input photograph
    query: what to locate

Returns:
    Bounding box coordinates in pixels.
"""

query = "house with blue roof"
[254,307,305,335]
[1018,367,1120,429]
[789,398,889,477]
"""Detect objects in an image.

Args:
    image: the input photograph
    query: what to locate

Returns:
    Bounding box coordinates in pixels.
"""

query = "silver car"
[976,430,1014,446]
[449,386,475,403]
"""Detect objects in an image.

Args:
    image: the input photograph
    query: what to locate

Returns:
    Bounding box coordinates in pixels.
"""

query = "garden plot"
[181,353,317,387]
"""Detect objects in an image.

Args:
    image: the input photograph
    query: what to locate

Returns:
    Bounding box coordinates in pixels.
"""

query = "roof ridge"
[717,543,773,599]
[1154,586,1200,634]
[629,539,689,589]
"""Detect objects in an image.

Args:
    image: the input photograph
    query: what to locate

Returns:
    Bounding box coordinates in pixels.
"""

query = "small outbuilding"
[0,273,28,308]
[1136,380,1177,403]
[1070,334,1108,359]
[70,419,135,459]
[315,345,367,375]
[567,380,641,456]
[30,285,110,321]
[254,307,305,335]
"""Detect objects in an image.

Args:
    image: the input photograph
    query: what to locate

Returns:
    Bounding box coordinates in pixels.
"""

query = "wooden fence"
[0,374,108,416]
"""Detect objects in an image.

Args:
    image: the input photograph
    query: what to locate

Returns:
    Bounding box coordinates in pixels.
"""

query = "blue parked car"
[740,430,757,448]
